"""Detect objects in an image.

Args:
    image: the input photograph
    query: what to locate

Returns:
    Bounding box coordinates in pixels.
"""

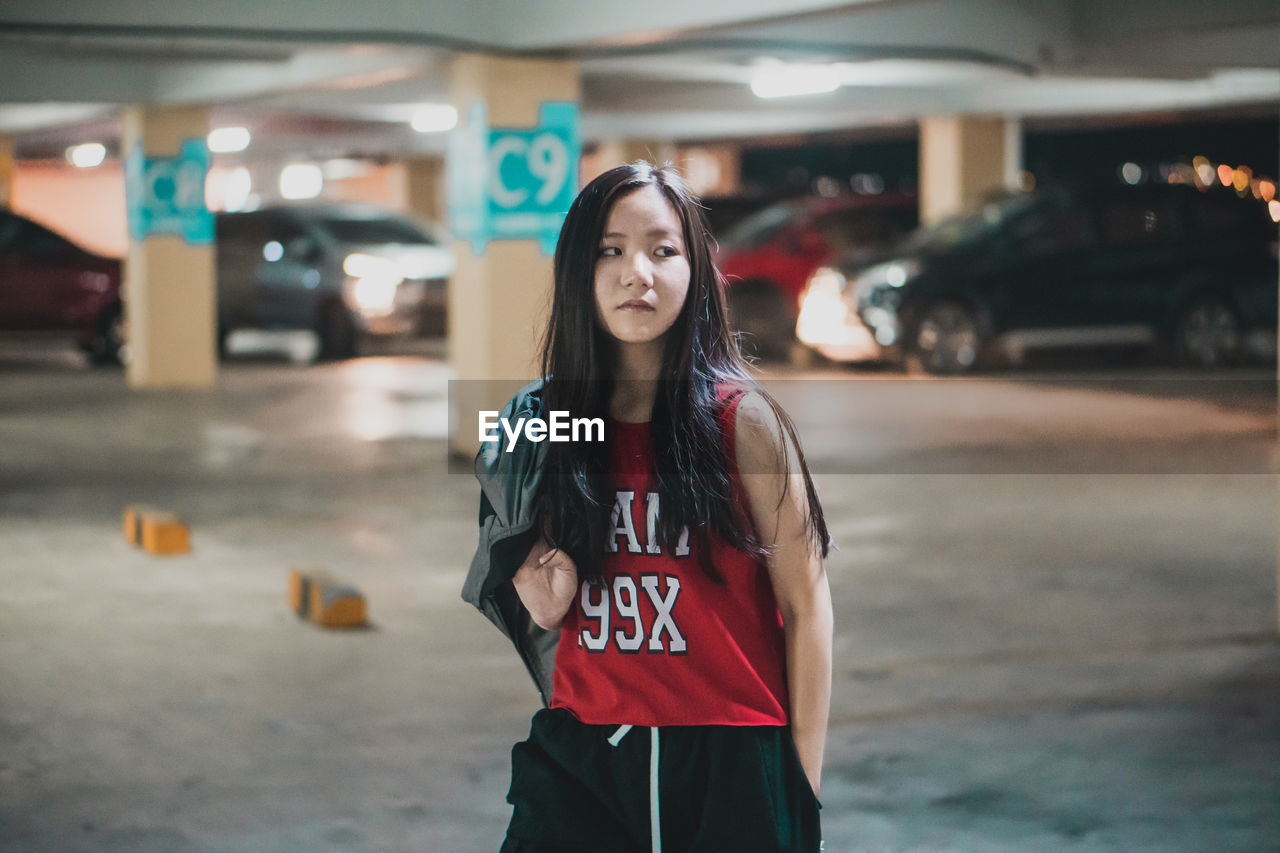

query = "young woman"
[473,162,832,852]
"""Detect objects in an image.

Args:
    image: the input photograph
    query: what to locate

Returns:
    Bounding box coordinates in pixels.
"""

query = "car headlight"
[805,266,847,297]
[343,253,404,316]
[343,252,402,282]
[349,277,399,315]
[796,266,852,346]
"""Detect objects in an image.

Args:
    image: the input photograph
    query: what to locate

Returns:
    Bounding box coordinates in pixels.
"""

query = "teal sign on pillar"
[124,139,214,245]
[447,101,580,255]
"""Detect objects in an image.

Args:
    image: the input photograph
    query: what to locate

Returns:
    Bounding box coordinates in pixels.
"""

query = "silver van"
[216,205,454,359]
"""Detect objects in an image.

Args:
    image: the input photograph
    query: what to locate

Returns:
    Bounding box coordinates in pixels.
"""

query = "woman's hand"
[512,538,579,631]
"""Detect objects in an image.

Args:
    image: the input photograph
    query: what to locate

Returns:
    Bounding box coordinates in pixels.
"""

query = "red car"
[0,211,124,364]
[715,193,916,358]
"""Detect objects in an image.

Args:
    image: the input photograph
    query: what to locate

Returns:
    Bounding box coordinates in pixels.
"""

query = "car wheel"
[88,303,126,366]
[726,282,796,361]
[317,301,360,361]
[909,301,983,375]
[1175,298,1241,368]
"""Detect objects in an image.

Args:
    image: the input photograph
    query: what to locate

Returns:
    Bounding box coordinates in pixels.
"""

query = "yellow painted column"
[0,135,15,209]
[121,104,217,389]
[919,115,1020,224]
[447,54,580,458]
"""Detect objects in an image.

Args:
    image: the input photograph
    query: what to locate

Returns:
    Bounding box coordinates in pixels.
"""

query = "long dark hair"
[537,161,829,581]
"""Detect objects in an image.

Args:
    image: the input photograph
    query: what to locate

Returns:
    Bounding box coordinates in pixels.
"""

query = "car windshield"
[320,215,433,246]
[901,193,1041,252]
[717,203,798,250]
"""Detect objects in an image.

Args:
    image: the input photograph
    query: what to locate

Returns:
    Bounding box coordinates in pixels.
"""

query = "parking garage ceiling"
[1,0,1277,158]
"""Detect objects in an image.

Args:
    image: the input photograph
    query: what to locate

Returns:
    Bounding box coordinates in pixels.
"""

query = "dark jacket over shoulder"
[460,378,560,706]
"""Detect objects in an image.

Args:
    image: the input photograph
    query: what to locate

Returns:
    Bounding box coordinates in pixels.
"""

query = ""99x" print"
[578,573,686,655]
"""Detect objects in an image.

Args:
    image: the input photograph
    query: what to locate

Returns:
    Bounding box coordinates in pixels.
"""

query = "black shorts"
[501,707,823,853]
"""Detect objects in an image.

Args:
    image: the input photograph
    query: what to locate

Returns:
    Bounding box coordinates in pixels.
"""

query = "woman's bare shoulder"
[733,390,792,471]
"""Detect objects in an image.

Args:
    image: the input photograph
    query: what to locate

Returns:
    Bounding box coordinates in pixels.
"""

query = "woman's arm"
[735,392,833,798]
[512,538,580,631]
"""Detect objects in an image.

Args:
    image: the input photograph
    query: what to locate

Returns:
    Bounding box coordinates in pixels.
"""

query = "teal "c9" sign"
[448,101,580,255]
[489,131,571,210]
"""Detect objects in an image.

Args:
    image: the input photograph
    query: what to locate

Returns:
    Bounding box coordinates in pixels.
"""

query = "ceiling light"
[411,104,458,133]
[832,59,1013,87]
[208,126,251,154]
[747,62,839,99]
[279,163,323,200]
[751,64,840,99]
[66,142,105,168]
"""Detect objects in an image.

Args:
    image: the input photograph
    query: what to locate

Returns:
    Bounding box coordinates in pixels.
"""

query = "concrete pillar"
[0,135,15,209]
[121,104,218,389]
[447,54,580,457]
[919,115,1021,224]
[405,155,445,223]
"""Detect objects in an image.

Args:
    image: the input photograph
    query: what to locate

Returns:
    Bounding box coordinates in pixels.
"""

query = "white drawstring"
[605,724,662,853]
[649,726,662,853]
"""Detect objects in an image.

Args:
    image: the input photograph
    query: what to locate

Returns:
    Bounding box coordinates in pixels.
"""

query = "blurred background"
[1,2,1278,851]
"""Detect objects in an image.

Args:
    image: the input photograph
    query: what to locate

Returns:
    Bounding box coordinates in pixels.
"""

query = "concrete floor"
[1,343,1277,852]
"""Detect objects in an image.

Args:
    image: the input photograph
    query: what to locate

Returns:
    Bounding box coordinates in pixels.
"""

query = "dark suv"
[797,184,1279,372]
[0,211,124,364]
[216,205,454,359]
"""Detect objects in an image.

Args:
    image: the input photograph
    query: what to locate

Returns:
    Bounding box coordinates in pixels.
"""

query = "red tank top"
[549,386,790,727]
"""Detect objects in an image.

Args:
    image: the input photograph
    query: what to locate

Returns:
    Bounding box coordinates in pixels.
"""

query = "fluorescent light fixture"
[208,126,251,154]
[748,57,1017,101]
[411,104,458,133]
[1210,68,1280,92]
[279,163,323,200]
[833,59,1013,87]
[751,63,840,99]
[66,142,106,168]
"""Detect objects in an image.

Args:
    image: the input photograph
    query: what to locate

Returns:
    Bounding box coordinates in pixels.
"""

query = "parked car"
[0,210,124,364]
[216,205,454,359]
[715,193,917,358]
[796,183,1279,373]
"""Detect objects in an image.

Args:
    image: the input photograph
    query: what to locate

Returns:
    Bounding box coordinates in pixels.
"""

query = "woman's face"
[593,185,691,347]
